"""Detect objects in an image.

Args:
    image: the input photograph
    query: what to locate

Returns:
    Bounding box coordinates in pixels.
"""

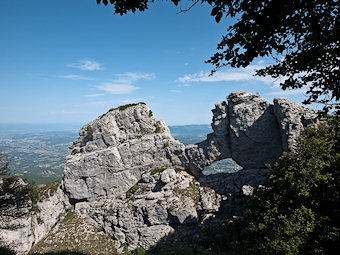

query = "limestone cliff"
[63,103,187,202]
[0,91,318,254]
[0,178,70,254]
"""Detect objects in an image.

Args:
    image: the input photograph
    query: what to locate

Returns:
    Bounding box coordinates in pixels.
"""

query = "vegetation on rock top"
[109,102,146,112]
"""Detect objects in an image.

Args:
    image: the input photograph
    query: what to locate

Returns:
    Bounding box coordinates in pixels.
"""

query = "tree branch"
[177,0,199,14]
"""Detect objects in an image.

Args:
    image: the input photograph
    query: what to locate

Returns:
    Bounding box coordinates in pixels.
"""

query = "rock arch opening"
[203,158,242,176]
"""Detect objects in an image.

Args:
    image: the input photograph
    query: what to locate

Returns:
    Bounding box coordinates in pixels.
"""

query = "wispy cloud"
[169,90,181,93]
[84,94,104,97]
[60,74,94,80]
[96,72,155,95]
[68,59,103,71]
[264,89,308,96]
[97,83,140,94]
[176,65,275,85]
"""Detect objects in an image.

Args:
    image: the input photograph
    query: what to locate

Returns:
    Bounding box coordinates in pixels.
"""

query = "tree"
[97,0,339,112]
[0,152,10,176]
[246,117,340,254]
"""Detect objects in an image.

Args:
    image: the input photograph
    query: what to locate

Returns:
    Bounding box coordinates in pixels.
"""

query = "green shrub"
[246,117,340,254]
[154,125,161,133]
[86,126,93,136]
[71,149,79,155]
[175,168,182,173]
[109,102,146,112]
[150,168,166,175]
[126,184,139,199]
[164,141,169,148]
[148,110,153,117]
[62,211,76,223]
[0,246,16,255]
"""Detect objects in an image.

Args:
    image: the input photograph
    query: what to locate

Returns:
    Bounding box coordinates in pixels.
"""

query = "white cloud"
[97,83,139,94]
[264,89,308,96]
[169,90,181,93]
[96,72,155,95]
[60,74,94,80]
[184,62,189,66]
[68,59,103,71]
[84,94,104,97]
[176,65,275,85]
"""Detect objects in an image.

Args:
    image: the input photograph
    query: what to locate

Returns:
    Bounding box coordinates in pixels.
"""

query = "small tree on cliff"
[0,152,10,176]
[97,0,339,112]
[246,117,340,254]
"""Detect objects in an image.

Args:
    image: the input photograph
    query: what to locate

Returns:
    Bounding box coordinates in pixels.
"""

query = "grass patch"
[150,168,166,175]
[154,124,162,133]
[164,141,169,148]
[175,168,183,173]
[126,184,139,199]
[71,149,79,155]
[109,103,146,112]
[62,211,76,223]
[174,182,200,207]
[86,125,93,137]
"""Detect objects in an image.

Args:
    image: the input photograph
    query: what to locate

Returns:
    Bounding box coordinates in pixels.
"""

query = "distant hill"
[0,124,242,184]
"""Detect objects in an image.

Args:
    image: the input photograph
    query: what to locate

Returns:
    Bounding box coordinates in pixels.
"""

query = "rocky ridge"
[0,91,317,254]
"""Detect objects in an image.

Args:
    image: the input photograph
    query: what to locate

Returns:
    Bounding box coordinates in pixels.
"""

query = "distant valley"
[0,124,241,184]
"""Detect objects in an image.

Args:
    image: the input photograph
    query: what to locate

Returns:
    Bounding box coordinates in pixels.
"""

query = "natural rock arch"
[63,91,316,202]
[184,91,316,176]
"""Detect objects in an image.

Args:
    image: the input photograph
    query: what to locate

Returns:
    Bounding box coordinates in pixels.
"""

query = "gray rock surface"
[75,168,260,251]
[186,91,317,172]
[0,178,70,254]
[63,103,187,202]
[0,91,317,254]
[273,97,318,152]
[63,93,316,202]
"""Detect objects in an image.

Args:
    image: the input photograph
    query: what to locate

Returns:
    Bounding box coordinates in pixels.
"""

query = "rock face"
[63,93,316,202]
[63,103,187,202]
[59,91,317,252]
[0,178,70,254]
[0,91,318,253]
[186,91,317,172]
[74,167,267,251]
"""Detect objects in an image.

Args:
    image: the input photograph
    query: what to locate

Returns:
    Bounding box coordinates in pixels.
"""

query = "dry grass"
[29,212,117,255]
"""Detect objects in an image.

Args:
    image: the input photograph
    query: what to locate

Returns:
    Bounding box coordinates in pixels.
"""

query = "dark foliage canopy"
[97,0,339,112]
[247,117,340,254]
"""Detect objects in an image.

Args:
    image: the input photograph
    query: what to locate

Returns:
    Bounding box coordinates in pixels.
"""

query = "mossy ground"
[29,212,117,255]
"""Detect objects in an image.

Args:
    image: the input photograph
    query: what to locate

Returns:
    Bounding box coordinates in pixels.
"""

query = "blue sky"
[0,0,311,127]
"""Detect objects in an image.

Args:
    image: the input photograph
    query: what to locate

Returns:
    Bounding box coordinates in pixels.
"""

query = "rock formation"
[0,91,318,253]
[63,103,187,202]
[74,167,268,252]
[185,91,317,173]
[0,178,70,254]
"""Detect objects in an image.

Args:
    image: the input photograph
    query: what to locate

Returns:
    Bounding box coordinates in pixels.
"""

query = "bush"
[150,168,166,175]
[126,184,139,199]
[246,117,340,254]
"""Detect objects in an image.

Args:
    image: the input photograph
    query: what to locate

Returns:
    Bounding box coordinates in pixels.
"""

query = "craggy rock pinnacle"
[63,103,187,202]
[186,91,317,171]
